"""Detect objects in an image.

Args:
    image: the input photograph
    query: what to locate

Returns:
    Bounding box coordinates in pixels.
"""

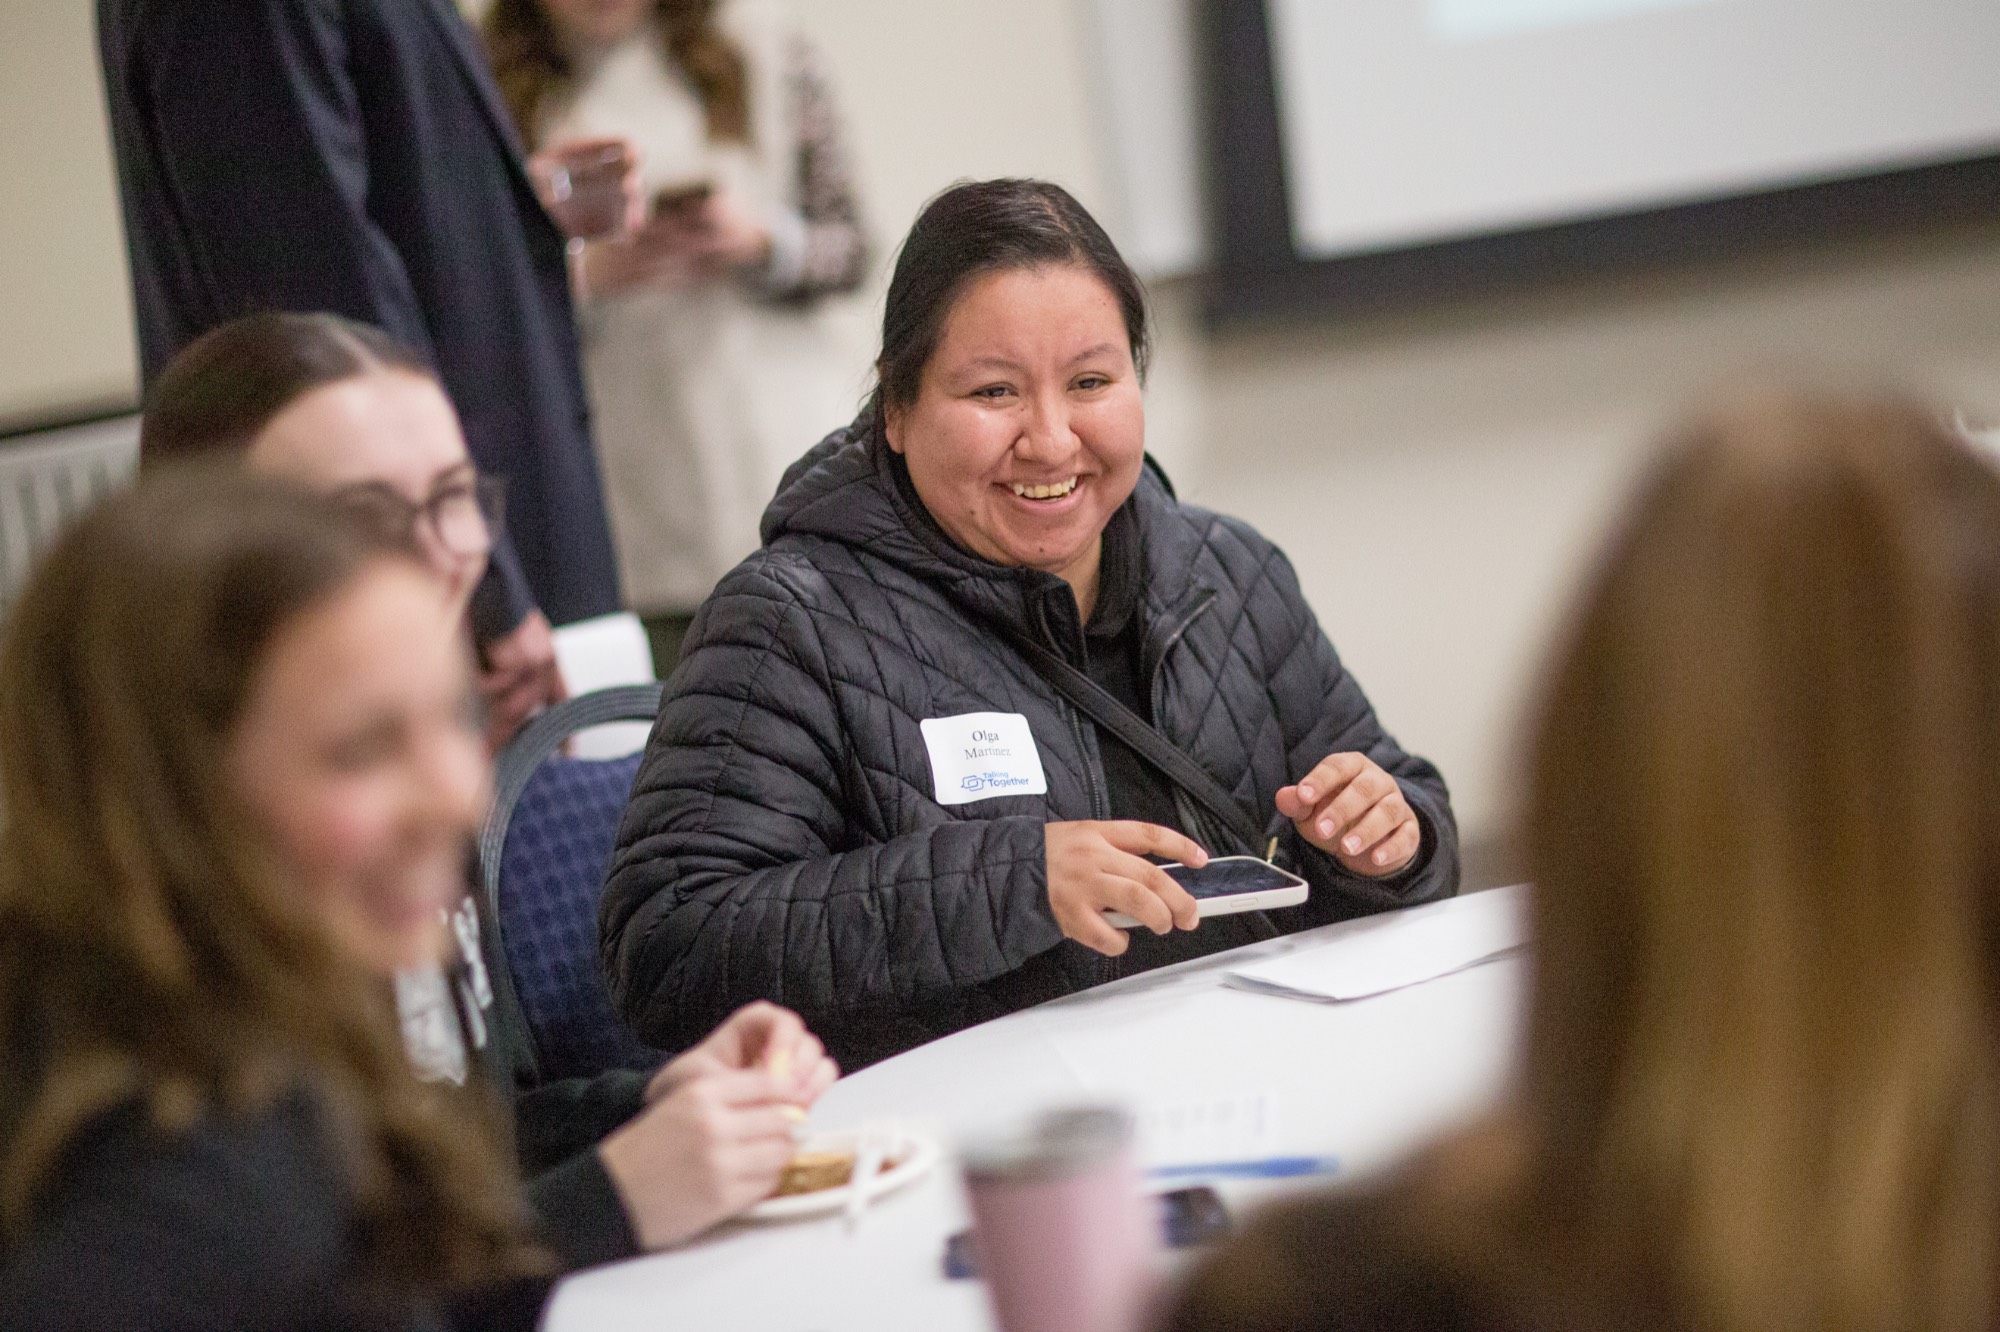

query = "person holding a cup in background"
[486,0,870,669]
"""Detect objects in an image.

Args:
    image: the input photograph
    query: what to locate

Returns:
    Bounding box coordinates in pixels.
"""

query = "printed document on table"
[1136,1090,1279,1168]
[1224,883,1530,1003]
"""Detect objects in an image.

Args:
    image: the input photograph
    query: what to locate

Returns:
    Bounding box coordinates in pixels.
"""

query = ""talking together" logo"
[960,771,1034,794]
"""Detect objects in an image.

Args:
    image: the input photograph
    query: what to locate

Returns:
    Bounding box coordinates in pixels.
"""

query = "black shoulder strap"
[1010,633,1267,855]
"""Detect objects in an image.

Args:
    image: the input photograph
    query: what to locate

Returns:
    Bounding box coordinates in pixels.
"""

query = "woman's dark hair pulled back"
[140,311,434,467]
[872,179,1150,432]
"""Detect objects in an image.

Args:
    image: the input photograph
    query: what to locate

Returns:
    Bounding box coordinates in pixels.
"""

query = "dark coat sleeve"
[512,1069,648,1176]
[600,565,1065,1053]
[1256,544,1460,918]
[129,0,434,355]
[469,542,538,647]
[519,1148,636,1272]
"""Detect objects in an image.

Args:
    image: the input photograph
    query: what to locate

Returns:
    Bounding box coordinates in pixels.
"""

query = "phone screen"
[652,181,714,216]
[1163,858,1306,900]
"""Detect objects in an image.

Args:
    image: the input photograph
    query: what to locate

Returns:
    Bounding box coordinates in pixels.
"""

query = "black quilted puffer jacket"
[603,421,1460,1069]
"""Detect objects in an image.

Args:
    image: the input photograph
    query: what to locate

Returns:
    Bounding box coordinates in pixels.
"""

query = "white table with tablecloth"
[545,894,1528,1332]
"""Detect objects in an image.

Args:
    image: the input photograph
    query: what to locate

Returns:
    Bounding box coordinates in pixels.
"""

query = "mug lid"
[960,1105,1135,1180]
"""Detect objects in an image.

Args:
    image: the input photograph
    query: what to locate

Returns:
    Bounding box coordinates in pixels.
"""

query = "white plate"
[744,1126,941,1221]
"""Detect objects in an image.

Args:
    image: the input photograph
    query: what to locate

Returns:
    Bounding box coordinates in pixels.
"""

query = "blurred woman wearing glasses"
[140,312,545,747]
[135,310,839,1272]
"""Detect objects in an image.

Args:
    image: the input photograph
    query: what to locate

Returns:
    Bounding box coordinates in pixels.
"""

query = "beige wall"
[1178,233,2000,844]
[793,1,2000,845]
[788,0,1122,413]
[15,0,2000,849]
[0,0,137,426]
[797,0,1110,241]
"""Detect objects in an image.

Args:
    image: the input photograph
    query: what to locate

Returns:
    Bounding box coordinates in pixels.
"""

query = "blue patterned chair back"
[478,684,663,1087]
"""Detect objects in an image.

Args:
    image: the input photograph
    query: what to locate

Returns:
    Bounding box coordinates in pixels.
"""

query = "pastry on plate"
[771,1144,913,1198]
[773,1150,855,1197]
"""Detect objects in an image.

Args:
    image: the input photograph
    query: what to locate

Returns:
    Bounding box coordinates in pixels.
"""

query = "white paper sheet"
[1223,884,1530,1003]
[550,612,657,759]
[1135,1090,1280,1168]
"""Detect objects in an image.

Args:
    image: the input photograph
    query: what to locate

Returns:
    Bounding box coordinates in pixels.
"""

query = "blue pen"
[1147,1155,1340,1181]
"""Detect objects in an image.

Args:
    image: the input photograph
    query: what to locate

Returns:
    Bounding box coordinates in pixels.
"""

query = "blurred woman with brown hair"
[136,312,841,1280]
[142,310,555,749]
[486,0,868,661]
[0,472,543,1327]
[0,470,825,1327]
[1163,392,2000,1332]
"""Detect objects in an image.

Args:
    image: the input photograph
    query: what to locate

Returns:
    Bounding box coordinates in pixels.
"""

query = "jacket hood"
[761,415,1198,651]
[761,414,935,566]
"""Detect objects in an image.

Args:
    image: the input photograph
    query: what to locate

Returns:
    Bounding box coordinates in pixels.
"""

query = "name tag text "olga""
[919,711,1049,806]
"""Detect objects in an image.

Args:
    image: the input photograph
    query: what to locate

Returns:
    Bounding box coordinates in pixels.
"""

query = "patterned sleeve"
[758,33,868,301]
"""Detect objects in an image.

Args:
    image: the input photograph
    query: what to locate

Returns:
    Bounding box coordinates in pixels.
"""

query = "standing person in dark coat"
[97,0,625,716]
[602,179,1459,1072]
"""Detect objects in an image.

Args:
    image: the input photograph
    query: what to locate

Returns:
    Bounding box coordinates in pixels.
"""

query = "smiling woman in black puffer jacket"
[602,179,1460,1070]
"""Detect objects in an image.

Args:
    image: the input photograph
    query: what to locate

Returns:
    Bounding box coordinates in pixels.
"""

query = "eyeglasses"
[333,473,505,559]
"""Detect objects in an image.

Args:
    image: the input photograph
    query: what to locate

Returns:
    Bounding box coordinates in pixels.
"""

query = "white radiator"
[0,417,140,618]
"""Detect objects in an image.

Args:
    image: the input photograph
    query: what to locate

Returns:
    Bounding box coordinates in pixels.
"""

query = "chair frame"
[0,419,139,620]
[477,682,664,1088]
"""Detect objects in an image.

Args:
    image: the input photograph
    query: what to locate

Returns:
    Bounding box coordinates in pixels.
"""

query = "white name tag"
[920,711,1049,806]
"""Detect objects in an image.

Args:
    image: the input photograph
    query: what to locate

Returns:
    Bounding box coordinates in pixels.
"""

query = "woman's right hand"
[1044,821,1208,956]
[578,222,692,299]
[596,1067,797,1250]
[645,1000,838,1107]
[578,188,775,298]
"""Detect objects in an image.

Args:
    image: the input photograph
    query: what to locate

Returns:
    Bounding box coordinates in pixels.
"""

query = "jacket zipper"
[1065,700,1112,822]
[1034,593,1114,824]
[1149,590,1216,721]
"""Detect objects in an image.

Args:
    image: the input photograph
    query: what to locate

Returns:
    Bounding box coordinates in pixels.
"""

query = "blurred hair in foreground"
[1167,390,2000,1332]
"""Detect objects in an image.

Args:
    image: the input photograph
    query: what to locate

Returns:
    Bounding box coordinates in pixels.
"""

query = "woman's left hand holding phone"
[580,188,774,297]
[666,191,773,271]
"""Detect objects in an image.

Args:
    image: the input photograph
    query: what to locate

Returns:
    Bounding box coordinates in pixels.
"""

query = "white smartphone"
[1103,855,1309,928]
